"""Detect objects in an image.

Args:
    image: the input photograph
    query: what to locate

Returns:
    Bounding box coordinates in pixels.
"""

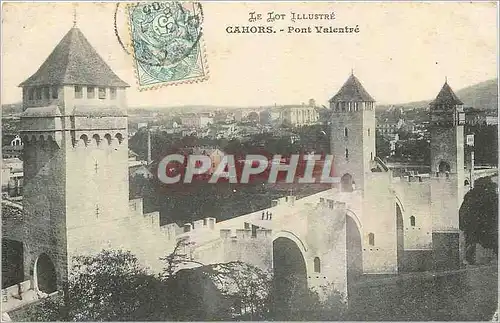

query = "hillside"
[379,78,498,111]
[455,78,498,111]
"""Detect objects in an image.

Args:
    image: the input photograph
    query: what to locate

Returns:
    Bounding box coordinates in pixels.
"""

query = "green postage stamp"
[127,2,208,89]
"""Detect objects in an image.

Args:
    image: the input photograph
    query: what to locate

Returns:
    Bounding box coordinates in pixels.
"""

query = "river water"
[347,264,498,321]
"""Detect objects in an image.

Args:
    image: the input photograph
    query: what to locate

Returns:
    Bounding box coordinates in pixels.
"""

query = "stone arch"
[92,134,101,146]
[438,160,451,173]
[341,173,354,192]
[23,135,30,144]
[346,210,363,284]
[80,134,89,146]
[31,135,37,143]
[115,133,124,144]
[272,233,308,318]
[394,195,406,213]
[34,253,57,293]
[104,133,112,145]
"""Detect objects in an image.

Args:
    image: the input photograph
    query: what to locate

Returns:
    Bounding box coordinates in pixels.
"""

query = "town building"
[1,158,23,197]
[180,113,213,128]
[2,135,24,159]
[280,99,320,126]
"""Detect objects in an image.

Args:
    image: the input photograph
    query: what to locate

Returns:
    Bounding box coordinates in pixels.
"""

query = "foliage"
[375,129,391,160]
[26,246,349,321]
[200,261,273,320]
[459,177,498,262]
[159,238,272,320]
[466,125,498,166]
[27,250,171,321]
[393,136,430,164]
[269,282,347,321]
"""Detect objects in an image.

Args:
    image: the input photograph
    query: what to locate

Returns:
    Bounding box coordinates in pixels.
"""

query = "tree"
[159,238,272,320]
[375,130,391,160]
[459,177,498,263]
[26,250,170,321]
[269,282,347,321]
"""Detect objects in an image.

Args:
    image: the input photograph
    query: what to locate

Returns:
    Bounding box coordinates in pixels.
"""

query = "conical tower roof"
[430,81,463,107]
[19,27,129,88]
[329,74,375,102]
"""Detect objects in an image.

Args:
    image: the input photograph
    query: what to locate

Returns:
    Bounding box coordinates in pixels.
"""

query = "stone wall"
[21,138,68,291]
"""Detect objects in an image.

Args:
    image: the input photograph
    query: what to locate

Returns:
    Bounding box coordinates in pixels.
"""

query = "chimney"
[147,128,152,165]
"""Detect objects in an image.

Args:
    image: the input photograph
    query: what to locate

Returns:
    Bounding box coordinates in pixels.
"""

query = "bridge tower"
[19,26,129,293]
[429,80,466,270]
[329,72,376,192]
[329,74,402,275]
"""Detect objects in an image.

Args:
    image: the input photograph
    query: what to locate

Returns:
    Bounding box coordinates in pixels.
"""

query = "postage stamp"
[127,1,208,90]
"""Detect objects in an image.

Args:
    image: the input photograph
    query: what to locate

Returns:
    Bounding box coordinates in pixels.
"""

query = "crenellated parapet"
[271,195,296,207]
[219,228,273,240]
[318,197,347,210]
[181,217,217,233]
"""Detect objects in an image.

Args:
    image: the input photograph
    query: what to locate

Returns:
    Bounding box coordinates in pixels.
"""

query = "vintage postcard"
[1,1,498,322]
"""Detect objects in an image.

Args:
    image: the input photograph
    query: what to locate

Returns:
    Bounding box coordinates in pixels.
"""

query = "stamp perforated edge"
[125,2,209,92]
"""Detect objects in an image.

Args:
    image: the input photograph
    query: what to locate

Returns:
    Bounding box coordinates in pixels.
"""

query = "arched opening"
[115,133,124,144]
[35,253,57,293]
[2,239,24,288]
[438,161,451,173]
[341,173,353,192]
[410,216,416,227]
[313,257,321,273]
[80,134,88,146]
[104,133,112,145]
[92,134,101,146]
[396,203,405,272]
[464,179,470,186]
[346,214,363,286]
[271,237,307,319]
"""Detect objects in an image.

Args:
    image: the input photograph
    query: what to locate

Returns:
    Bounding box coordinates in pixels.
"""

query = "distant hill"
[379,78,498,111]
[454,78,498,111]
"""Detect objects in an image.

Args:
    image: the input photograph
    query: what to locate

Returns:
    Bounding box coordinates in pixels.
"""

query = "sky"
[1,2,498,108]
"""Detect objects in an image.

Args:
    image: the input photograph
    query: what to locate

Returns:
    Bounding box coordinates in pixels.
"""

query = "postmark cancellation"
[127,2,208,90]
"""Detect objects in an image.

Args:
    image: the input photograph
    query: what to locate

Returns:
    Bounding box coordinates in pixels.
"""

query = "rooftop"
[19,27,129,88]
[430,82,464,107]
[329,74,376,102]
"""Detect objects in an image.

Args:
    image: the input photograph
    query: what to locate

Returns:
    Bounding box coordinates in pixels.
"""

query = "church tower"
[429,81,465,270]
[329,73,376,192]
[19,27,129,292]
